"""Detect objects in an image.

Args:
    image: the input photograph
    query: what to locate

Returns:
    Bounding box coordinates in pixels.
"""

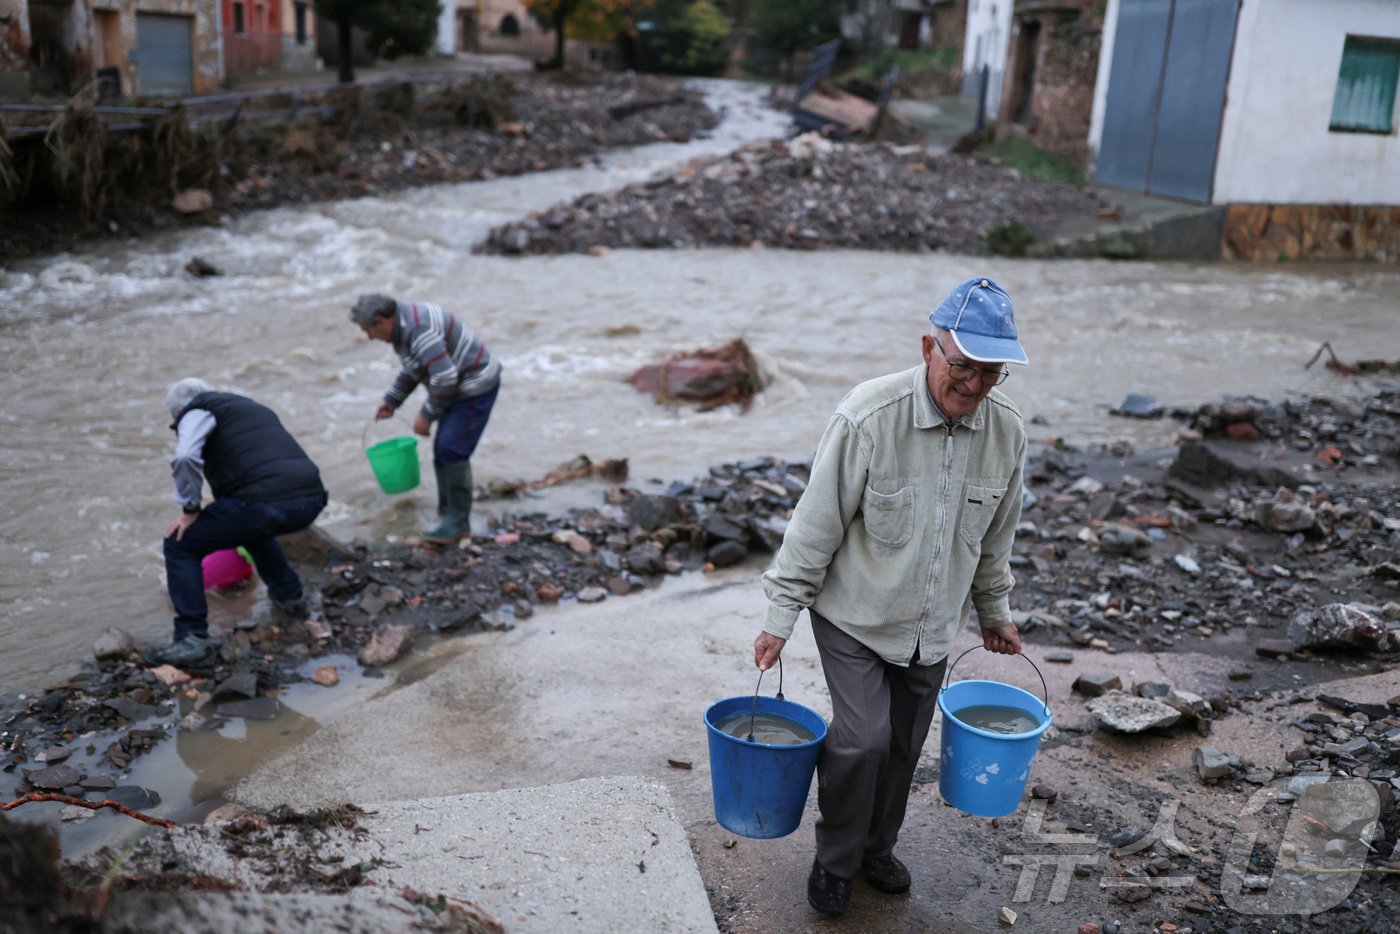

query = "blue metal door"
[1096,0,1240,203]
[135,12,193,96]
[1096,0,1172,193]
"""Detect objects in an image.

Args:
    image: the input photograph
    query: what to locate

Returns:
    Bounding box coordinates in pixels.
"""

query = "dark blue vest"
[175,392,324,503]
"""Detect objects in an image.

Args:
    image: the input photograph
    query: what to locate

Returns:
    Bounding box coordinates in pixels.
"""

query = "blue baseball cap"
[929,276,1028,366]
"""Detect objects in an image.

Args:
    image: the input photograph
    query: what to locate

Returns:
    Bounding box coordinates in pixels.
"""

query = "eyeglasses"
[933,338,1009,386]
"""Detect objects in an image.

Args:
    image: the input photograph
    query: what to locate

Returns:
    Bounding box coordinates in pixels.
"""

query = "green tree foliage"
[314,0,443,83]
[644,0,732,75]
[746,0,838,79]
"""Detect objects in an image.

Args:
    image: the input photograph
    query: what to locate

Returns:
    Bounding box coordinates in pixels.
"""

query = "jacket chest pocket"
[861,483,916,548]
[958,479,1008,548]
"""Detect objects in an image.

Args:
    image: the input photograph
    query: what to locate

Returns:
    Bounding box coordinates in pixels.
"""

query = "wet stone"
[105,786,161,809]
[24,764,81,791]
[104,698,156,722]
[92,627,135,660]
[1073,672,1122,697]
[215,697,280,720]
[577,586,608,603]
[213,671,259,700]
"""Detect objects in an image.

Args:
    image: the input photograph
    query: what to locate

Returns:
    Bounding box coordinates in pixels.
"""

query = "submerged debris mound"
[478,133,1112,256]
[629,338,765,410]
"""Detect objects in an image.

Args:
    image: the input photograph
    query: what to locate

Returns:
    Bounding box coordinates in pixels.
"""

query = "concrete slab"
[98,776,718,933]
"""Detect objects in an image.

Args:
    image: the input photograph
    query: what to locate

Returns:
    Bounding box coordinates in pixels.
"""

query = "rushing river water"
[1,78,1398,697]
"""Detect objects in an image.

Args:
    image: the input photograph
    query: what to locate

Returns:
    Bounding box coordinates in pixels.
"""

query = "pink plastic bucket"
[202,548,253,591]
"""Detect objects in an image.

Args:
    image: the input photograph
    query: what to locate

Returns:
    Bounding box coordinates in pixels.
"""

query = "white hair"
[165,377,214,420]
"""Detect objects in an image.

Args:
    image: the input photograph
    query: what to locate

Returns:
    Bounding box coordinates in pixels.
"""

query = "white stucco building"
[1090,0,1400,206]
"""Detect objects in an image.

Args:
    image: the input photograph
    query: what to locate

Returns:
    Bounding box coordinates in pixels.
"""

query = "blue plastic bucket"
[704,693,828,839]
[938,649,1052,818]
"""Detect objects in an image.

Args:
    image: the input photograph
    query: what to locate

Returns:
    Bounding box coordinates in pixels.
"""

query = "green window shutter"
[1330,37,1400,134]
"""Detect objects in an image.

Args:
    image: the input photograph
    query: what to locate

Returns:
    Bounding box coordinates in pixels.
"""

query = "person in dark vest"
[149,378,328,668]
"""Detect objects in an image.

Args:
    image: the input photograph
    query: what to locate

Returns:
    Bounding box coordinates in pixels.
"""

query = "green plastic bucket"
[366,436,420,494]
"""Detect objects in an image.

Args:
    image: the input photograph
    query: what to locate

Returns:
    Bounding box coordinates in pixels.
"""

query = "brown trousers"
[810,609,947,879]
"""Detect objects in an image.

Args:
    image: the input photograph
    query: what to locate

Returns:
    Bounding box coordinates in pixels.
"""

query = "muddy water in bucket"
[951,704,1042,735]
[938,648,1052,818]
[705,659,827,839]
[713,710,818,746]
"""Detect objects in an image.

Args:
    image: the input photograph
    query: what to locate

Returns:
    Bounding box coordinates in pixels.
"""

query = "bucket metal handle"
[941,646,1050,720]
[745,656,784,742]
[361,414,414,452]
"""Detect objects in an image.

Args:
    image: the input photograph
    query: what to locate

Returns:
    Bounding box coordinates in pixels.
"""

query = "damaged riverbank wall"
[0,0,221,99]
[1222,204,1400,264]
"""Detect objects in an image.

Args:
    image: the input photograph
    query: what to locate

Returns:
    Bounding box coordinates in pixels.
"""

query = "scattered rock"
[358,623,414,667]
[92,627,134,660]
[1086,691,1182,733]
[310,664,340,687]
[1288,603,1388,652]
[1073,672,1123,697]
[172,189,214,214]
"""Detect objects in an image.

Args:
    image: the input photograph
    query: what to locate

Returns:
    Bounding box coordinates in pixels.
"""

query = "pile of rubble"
[477,133,1114,256]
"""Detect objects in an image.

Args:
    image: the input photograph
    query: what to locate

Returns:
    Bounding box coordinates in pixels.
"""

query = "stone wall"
[1222,204,1400,264]
[997,7,1100,171]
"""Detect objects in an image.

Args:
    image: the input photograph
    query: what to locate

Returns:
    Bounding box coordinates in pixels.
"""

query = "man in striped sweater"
[351,294,502,544]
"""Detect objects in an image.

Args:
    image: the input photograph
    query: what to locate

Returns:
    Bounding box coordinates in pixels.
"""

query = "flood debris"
[1305,341,1400,377]
[629,338,764,410]
[479,133,1113,256]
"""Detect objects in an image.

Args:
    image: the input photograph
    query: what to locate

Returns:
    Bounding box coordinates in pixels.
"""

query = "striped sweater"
[384,301,501,421]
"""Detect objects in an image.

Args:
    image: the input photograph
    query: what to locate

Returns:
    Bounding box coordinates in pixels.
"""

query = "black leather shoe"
[807,858,852,915]
[861,853,912,894]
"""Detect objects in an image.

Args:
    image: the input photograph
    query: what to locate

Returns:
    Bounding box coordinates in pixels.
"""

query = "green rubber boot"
[424,461,473,544]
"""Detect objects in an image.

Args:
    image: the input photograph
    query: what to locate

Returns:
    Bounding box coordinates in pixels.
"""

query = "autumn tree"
[313,0,443,83]
[525,0,642,69]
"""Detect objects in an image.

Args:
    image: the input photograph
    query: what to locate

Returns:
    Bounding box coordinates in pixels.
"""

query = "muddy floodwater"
[2,77,1399,698]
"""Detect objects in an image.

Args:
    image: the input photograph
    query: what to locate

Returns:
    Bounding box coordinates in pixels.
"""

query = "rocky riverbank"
[3,388,1398,931]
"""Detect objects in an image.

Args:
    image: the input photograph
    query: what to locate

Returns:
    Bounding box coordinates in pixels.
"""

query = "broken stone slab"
[1194,744,1240,781]
[1288,603,1388,651]
[1072,672,1122,697]
[1086,691,1182,733]
[358,623,414,667]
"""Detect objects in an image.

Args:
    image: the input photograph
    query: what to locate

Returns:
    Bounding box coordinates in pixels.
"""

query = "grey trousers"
[810,609,948,879]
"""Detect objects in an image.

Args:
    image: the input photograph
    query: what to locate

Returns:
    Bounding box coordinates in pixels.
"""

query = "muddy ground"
[3,388,1398,933]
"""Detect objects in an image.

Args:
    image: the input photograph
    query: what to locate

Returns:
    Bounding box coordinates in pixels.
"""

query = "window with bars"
[1330,35,1400,134]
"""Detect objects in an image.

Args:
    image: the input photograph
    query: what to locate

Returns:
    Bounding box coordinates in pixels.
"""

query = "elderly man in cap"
[152,378,328,667]
[350,294,501,544]
[754,276,1029,915]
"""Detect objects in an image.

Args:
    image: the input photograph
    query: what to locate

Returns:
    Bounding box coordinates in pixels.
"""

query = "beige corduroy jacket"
[762,364,1026,666]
